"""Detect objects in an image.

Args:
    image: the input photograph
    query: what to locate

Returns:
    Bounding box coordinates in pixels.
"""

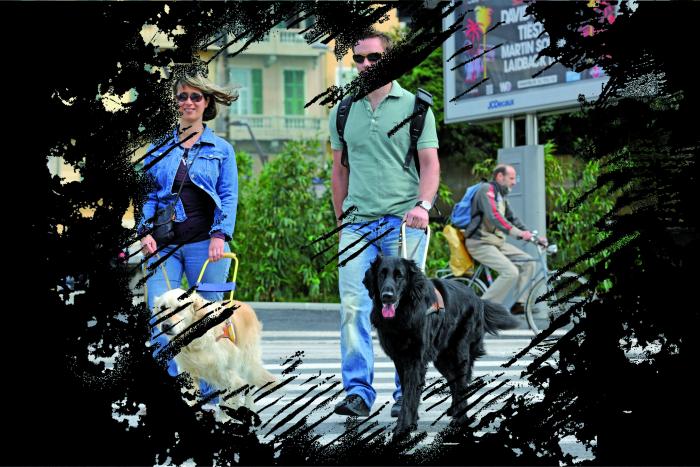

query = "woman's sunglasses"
[176,92,205,103]
[352,52,382,64]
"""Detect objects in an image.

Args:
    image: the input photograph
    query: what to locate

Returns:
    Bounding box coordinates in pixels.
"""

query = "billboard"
[443,0,611,123]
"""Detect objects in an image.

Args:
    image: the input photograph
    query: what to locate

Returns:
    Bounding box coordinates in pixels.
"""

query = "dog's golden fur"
[153,288,275,409]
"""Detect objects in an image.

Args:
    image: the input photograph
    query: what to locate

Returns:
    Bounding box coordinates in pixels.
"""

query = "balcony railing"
[226,28,320,57]
[279,30,307,43]
[229,115,327,141]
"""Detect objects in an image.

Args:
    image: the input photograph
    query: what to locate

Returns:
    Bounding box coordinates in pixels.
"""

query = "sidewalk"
[248,301,340,311]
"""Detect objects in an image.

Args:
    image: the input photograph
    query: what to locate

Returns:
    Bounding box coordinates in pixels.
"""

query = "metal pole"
[231,120,268,165]
[216,52,227,136]
[502,116,515,148]
[525,113,538,146]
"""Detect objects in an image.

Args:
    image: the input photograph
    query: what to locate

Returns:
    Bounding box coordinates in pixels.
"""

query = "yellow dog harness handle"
[195,252,239,302]
[197,252,240,343]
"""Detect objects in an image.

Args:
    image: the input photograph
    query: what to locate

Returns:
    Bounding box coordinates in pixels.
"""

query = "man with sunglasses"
[329,28,440,419]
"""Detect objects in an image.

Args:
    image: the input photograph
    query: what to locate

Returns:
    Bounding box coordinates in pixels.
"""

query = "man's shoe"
[334,395,370,417]
[511,303,525,314]
[390,396,403,418]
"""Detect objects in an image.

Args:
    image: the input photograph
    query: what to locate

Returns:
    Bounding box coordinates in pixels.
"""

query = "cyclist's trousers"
[465,239,534,307]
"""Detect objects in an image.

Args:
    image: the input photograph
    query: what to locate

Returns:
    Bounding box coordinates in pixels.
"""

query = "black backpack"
[336,88,433,175]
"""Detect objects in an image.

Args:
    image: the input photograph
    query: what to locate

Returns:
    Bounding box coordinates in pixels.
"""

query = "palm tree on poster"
[475,5,493,79]
[464,18,482,45]
[463,18,483,82]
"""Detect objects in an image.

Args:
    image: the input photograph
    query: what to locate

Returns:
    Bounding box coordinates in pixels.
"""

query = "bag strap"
[403,88,433,176]
[339,88,432,175]
[464,180,487,239]
[155,147,201,220]
[336,94,354,170]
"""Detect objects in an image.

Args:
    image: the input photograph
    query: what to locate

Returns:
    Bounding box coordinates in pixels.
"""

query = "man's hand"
[209,237,225,262]
[404,206,429,230]
[141,234,157,255]
[520,230,534,241]
[537,236,548,247]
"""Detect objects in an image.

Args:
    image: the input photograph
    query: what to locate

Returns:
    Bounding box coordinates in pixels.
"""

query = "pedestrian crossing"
[250,329,549,446]
[104,316,591,460]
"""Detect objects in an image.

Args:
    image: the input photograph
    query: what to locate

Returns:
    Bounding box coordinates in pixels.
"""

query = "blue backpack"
[450,182,484,228]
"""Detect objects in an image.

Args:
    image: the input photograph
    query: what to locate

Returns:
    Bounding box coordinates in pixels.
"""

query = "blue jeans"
[145,239,232,399]
[337,216,428,409]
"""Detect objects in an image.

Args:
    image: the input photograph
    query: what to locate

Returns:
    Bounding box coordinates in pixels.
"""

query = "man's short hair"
[352,27,393,53]
[492,164,513,180]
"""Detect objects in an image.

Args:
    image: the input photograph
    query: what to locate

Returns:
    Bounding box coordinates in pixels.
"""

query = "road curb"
[249,302,341,311]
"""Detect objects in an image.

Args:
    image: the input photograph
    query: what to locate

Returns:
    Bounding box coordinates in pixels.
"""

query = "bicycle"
[434,265,490,297]
[435,232,594,335]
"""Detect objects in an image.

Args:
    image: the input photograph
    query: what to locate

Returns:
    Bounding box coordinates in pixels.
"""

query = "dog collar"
[426,287,445,316]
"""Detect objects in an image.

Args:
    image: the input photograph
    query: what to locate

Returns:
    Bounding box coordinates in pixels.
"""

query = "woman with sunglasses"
[137,74,239,401]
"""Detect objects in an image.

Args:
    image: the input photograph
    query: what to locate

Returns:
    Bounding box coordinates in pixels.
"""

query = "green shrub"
[229,140,339,302]
[545,142,616,273]
[425,181,454,277]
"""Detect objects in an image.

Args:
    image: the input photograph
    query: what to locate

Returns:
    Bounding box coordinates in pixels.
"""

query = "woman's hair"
[173,74,238,121]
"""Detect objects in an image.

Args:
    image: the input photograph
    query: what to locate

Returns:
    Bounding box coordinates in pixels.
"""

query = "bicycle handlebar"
[518,229,549,247]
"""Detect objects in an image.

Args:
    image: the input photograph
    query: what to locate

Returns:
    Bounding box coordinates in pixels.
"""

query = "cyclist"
[464,164,547,314]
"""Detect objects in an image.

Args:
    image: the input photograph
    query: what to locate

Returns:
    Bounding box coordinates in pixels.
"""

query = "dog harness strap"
[426,287,445,316]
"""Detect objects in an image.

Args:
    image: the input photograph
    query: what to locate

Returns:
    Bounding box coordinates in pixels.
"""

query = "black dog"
[363,255,519,437]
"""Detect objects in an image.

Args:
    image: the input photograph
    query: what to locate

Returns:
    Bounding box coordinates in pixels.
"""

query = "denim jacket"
[137,126,238,241]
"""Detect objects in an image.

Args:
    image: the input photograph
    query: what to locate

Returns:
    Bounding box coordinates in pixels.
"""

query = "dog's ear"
[362,255,382,300]
[190,292,209,318]
[406,259,431,304]
[153,295,164,313]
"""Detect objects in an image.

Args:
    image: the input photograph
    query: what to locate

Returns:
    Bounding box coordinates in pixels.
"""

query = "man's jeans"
[338,216,428,409]
[145,239,232,399]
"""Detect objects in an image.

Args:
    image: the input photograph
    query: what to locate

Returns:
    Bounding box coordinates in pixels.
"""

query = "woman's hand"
[141,234,157,254]
[209,237,225,262]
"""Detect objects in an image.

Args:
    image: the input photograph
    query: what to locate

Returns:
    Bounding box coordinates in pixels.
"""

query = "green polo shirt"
[329,80,439,222]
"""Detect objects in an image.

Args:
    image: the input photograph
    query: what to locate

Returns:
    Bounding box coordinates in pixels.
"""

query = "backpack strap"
[403,88,433,175]
[336,95,354,170]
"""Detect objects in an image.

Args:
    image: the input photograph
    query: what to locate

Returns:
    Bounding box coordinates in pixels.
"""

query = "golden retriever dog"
[153,288,275,411]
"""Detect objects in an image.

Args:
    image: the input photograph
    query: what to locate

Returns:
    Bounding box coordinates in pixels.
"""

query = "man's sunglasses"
[176,92,205,103]
[352,53,382,64]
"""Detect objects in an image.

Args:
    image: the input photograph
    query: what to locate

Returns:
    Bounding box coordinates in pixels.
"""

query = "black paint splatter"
[10,0,698,464]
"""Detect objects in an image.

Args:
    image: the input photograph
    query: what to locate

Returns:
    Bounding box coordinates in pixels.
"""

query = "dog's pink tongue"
[382,303,396,319]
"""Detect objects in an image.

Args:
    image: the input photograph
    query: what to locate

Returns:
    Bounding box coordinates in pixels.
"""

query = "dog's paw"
[447,414,470,431]
[178,381,199,407]
[447,403,469,419]
[221,405,262,427]
[392,422,418,440]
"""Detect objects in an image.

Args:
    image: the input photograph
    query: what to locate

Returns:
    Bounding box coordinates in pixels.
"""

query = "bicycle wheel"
[525,272,591,335]
[441,274,488,296]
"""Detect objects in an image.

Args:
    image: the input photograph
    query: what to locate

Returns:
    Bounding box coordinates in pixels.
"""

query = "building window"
[229,68,262,115]
[283,70,305,115]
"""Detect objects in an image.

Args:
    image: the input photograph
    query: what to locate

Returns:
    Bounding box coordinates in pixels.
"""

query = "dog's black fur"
[363,255,519,437]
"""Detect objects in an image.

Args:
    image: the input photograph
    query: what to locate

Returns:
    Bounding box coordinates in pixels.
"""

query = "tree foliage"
[395,42,501,166]
[231,141,339,302]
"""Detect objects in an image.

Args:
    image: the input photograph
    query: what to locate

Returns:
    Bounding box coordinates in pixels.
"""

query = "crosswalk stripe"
[263,361,535,370]
[262,329,558,338]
